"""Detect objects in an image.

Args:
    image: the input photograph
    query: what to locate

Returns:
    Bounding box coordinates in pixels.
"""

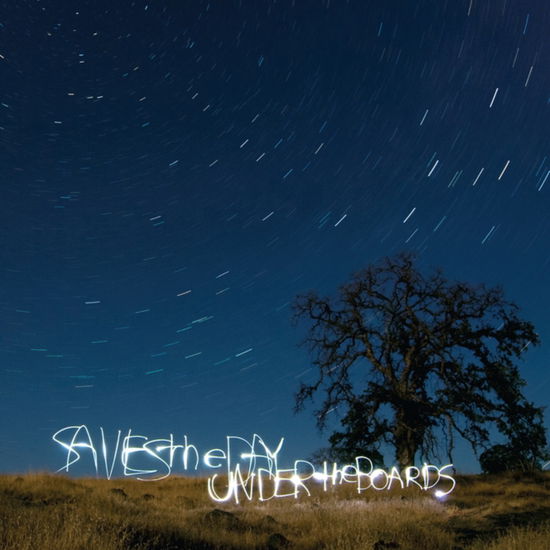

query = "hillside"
[1,472,549,549]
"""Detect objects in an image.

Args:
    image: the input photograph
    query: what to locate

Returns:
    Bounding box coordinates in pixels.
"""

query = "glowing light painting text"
[52,426,456,502]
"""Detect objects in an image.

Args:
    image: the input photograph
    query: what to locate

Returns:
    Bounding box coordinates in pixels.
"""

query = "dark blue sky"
[1,0,549,474]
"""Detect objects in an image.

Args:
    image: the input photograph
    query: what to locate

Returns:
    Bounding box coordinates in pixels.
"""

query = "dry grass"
[0,472,549,549]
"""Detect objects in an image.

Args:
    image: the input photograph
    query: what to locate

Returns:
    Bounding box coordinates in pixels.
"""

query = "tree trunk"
[394,412,419,468]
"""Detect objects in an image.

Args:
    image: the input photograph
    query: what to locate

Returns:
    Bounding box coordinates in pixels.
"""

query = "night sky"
[1,0,549,475]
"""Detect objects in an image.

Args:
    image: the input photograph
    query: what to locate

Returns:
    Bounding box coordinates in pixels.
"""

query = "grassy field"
[1,471,549,549]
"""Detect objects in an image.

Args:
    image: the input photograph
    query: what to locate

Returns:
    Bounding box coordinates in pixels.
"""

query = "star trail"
[0,0,549,473]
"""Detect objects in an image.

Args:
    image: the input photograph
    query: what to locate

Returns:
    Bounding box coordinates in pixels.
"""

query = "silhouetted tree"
[293,253,547,469]
[479,407,549,473]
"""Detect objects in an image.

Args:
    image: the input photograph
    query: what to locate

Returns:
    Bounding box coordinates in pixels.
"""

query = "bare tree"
[293,253,547,469]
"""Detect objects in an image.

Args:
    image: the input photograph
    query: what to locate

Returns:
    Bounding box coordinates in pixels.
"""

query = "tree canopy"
[293,253,547,470]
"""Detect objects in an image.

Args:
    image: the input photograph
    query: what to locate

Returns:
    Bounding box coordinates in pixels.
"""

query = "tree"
[479,406,549,473]
[293,253,547,469]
